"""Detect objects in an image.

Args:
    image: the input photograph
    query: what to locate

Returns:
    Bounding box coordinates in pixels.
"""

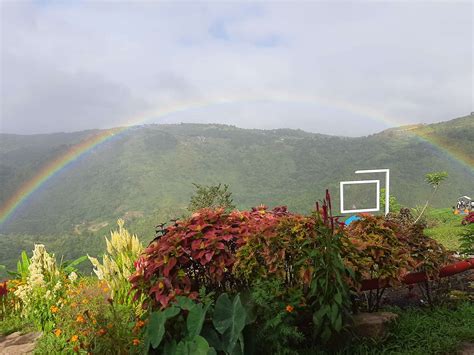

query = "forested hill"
[1,115,473,236]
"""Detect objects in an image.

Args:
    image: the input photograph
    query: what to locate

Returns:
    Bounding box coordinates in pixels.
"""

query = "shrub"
[130,206,289,309]
[36,277,144,354]
[344,214,413,285]
[345,210,452,285]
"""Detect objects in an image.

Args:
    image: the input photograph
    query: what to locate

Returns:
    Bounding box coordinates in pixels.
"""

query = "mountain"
[0,115,473,273]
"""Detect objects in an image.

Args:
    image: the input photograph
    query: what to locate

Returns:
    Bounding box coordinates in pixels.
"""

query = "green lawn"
[347,302,474,355]
[424,208,468,251]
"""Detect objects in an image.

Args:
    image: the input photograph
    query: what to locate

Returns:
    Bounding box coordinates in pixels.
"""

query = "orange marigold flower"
[70,335,79,343]
[132,338,140,346]
[50,305,59,313]
[76,314,86,324]
[135,320,145,328]
[54,329,62,337]
[107,323,113,329]
[97,328,107,336]
[285,305,294,313]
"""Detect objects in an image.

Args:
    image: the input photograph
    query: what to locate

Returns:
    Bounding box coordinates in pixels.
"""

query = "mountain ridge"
[0,115,473,237]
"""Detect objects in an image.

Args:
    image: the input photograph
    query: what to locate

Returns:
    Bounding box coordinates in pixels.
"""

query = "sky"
[0,1,472,137]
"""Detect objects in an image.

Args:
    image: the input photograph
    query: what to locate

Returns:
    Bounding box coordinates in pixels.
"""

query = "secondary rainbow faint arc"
[0,92,472,226]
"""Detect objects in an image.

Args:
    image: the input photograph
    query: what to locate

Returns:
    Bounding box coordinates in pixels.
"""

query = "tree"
[188,183,235,213]
[414,171,448,223]
[380,188,402,213]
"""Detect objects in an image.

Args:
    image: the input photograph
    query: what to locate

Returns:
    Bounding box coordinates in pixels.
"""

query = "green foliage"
[414,171,449,223]
[380,188,402,213]
[0,313,33,336]
[309,197,352,343]
[144,295,238,355]
[60,255,88,275]
[188,183,235,213]
[425,171,449,188]
[210,293,248,354]
[249,279,305,354]
[11,251,31,281]
[459,224,474,257]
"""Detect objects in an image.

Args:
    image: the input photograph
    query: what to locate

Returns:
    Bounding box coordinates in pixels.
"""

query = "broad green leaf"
[212,294,247,354]
[176,296,197,310]
[201,326,223,351]
[164,305,180,319]
[163,340,177,355]
[187,303,210,338]
[175,336,211,355]
[148,311,166,349]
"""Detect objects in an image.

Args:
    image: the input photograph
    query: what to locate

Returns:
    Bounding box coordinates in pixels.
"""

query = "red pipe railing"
[360,258,474,291]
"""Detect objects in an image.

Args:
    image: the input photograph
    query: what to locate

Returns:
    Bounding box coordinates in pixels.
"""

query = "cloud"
[0,1,472,135]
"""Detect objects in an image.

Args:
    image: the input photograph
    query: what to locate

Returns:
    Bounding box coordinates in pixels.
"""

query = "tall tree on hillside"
[188,183,235,213]
[414,171,449,223]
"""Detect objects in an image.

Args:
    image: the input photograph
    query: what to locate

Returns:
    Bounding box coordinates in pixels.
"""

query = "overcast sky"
[0,1,472,136]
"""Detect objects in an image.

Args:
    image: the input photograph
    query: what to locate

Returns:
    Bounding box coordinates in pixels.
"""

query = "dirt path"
[0,332,41,355]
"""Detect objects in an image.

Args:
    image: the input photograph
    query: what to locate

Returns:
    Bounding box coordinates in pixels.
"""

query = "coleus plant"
[462,212,474,225]
[130,205,292,309]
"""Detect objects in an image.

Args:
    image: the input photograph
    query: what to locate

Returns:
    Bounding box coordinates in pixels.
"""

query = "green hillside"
[1,115,473,235]
[0,115,473,273]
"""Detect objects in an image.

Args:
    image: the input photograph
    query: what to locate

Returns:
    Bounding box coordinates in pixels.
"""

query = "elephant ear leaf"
[212,293,247,354]
[148,311,167,349]
[175,336,212,355]
[187,303,210,339]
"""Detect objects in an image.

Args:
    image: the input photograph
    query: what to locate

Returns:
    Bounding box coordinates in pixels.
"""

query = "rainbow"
[0,92,472,226]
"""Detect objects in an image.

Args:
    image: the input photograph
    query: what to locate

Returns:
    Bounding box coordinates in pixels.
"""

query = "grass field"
[424,208,468,251]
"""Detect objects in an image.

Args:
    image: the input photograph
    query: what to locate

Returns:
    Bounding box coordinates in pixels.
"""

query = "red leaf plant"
[130,205,291,309]
[462,212,474,225]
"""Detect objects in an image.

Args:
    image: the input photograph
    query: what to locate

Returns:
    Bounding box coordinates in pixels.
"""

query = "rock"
[352,312,398,339]
[0,331,42,354]
[459,342,474,355]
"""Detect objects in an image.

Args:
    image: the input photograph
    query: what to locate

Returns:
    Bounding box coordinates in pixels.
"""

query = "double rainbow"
[0,92,472,226]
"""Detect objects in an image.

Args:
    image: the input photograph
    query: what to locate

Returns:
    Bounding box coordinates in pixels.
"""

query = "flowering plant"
[13,244,67,330]
[89,219,143,307]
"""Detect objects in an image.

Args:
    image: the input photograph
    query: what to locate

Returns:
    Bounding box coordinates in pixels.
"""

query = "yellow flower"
[76,314,86,324]
[50,305,59,314]
[54,329,62,337]
[70,335,79,343]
